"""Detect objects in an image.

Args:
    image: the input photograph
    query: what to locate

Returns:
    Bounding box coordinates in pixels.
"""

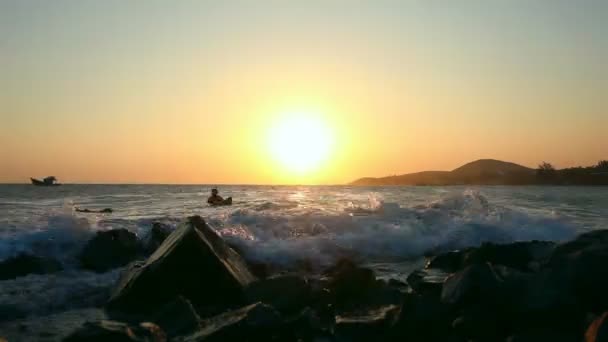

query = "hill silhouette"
[350,159,608,185]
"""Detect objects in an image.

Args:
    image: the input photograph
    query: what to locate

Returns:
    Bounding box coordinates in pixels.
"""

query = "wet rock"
[547,233,608,312]
[107,216,256,314]
[324,259,377,310]
[441,262,503,308]
[427,241,555,272]
[144,223,172,254]
[391,293,452,340]
[549,229,608,264]
[407,268,449,297]
[80,229,139,272]
[152,297,201,338]
[505,267,584,334]
[63,320,166,342]
[175,303,282,341]
[0,253,62,280]
[586,312,608,342]
[334,305,400,341]
[244,274,310,314]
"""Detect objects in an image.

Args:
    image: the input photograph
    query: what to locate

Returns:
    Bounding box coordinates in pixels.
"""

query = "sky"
[1,0,606,184]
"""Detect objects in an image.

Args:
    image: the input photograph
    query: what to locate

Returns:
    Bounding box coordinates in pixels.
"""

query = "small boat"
[31,176,61,186]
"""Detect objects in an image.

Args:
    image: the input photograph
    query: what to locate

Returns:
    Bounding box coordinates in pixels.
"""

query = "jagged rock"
[0,253,62,280]
[549,230,608,265]
[152,297,201,338]
[334,305,400,341]
[80,229,139,272]
[406,268,449,297]
[144,223,172,254]
[244,274,310,314]
[586,312,608,342]
[63,320,166,342]
[324,259,377,310]
[427,241,555,272]
[546,230,608,312]
[107,216,256,314]
[441,262,502,308]
[391,293,452,340]
[175,303,282,341]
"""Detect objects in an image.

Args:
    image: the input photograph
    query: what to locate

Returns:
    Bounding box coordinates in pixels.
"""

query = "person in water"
[207,188,224,205]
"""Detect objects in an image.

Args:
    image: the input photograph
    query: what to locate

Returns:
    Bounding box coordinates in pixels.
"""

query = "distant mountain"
[350,159,536,186]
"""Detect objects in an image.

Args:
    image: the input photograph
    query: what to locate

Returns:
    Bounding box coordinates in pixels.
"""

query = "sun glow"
[267,110,334,174]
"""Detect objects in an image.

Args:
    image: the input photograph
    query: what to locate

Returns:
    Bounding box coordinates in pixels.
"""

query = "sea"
[0,184,607,336]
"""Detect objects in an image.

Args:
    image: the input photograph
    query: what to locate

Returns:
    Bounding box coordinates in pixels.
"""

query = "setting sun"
[267,111,334,174]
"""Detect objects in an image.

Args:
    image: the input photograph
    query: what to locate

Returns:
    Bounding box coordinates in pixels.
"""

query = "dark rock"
[0,253,62,280]
[505,267,585,334]
[407,268,449,297]
[282,307,333,341]
[586,312,608,342]
[244,274,310,314]
[144,223,172,254]
[547,232,608,312]
[80,229,139,272]
[324,259,377,310]
[63,320,166,342]
[387,278,408,290]
[426,249,470,273]
[550,229,608,264]
[427,241,555,273]
[175,303,282,341]
[451,306,505,340]
[334,305,400,341]
[507,330,581,342]
[152,297,201,338]
[441,262,502,308]
[107,216,256,314]
[391,293,452,340]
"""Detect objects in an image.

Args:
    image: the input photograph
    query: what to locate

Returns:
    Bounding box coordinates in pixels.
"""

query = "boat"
[31,176,61,186]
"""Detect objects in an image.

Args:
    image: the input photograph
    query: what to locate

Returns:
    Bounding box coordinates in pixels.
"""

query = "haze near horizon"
[1,0,606,184]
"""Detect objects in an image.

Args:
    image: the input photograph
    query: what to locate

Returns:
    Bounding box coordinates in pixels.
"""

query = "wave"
[219,190,577,269]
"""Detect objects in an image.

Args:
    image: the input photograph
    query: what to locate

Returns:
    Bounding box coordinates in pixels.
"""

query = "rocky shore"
[2,215,608,341]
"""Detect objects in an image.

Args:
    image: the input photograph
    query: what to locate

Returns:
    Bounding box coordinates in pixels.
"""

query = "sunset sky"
[1,0,606,184]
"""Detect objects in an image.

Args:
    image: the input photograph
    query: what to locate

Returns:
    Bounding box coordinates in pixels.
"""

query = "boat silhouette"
[31,176,61,186]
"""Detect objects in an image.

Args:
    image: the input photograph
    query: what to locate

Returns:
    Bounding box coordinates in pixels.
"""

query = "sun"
[267,110,333,174]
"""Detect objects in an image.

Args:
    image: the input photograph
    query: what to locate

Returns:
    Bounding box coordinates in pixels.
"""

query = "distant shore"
[351,159,608,186]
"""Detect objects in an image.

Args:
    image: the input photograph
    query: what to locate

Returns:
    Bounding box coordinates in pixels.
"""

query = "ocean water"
[0,184,607,326]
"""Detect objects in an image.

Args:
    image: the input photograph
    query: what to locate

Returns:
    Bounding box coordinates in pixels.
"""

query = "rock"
[426,249,470,273]
[391,293,452,340]
[586,312,608,342]
[244,274,310,314]
[505,267,585,334]
[0,253,62,280]
[441,262,503,308]
[507,330,581,342]
[334,305,400,341]
[144,223,172,254]
[546,232,608,312]
[427,241,555,273]
[152,297,201,338]
[324,259,377,310]
[80,229,139,272]
[175,303,282,341]
[107,216,256,314]
[550,230,608,264]
[406,268,449,297]
[63,320,166,342]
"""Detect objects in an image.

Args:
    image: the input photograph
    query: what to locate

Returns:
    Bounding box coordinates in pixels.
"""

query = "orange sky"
[1,1,606,184]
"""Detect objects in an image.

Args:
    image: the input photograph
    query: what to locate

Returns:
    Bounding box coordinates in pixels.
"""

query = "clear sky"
[1,0,606,184]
